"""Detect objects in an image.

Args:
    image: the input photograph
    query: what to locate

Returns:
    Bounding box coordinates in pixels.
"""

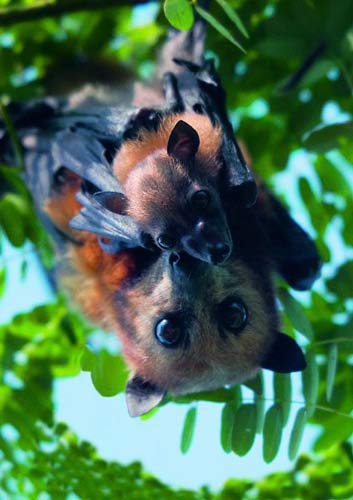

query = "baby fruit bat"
[0,13,321,288]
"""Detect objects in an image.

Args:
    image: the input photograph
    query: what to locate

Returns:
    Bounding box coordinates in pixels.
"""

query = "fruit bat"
[39,168,308,417]
[0,14,319,416]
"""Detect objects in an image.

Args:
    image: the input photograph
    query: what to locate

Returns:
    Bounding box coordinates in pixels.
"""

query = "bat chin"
[169,366,260,396]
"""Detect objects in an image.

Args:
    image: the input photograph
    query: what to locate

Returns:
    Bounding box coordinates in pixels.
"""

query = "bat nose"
[209,242,231,264]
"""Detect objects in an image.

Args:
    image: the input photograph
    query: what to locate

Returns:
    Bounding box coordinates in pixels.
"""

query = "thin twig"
[314,337,353,346]
[0,0,151,27]
[243,397,353,421]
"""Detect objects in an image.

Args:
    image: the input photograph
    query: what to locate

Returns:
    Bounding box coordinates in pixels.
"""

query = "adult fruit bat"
[0,14,318,416]
[40,168,308,417]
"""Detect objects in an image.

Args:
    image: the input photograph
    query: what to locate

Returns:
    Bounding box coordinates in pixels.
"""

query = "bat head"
[112,252,306,417]
[112,117,233,265]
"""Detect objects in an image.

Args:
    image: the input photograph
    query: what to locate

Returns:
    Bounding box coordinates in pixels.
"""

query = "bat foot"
[278,256,322,291]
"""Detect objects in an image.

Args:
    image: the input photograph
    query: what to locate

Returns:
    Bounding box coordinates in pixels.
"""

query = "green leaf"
[326,344,338,402]
[302,351,319,417]
[263,404,283,463]
[231,384,243,410]
[327,261,353,299]
[91,351,128,397]
[314,414,353,452]
[314,155,351,197]
[80,346,96,372]
[195,6,245,52]
[231,404,257,456]
[180,407,197,454]
[255,394,265,434]
[288,407,307,460]
[214,0,249,38]
[242,371,263,395]
[303,121,353,153]
[274,373,292,426]
[220,402,234,453]
[0,193,27,247]
[0,266,6,298]
[163,0,194,31]
[278,288,313,340]
[140,406,159,421]
[20,259,28,281]
[173,387,234,404]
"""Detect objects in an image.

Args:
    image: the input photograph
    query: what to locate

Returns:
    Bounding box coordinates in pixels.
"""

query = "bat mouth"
[181,237,232,265]
[207,242,232,264]
[181,219,233,265]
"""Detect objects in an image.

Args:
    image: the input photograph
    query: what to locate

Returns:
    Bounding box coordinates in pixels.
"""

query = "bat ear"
[261,332,306,373]
[167,120,200,161]
[94,191,128,215]
[125,376,166,417]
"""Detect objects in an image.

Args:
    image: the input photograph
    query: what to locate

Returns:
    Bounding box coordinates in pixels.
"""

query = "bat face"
[110,251,306,417]
[113,115,233,265]
[124,151,232,265]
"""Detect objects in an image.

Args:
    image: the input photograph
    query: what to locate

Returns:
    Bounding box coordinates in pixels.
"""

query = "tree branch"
[0,0,152,28]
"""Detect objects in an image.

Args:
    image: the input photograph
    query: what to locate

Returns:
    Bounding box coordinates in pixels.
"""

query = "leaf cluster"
[0,0,353,484]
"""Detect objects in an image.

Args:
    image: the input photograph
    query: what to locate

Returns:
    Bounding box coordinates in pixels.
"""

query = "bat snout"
[181,220,233,265]
[208,242,231,265]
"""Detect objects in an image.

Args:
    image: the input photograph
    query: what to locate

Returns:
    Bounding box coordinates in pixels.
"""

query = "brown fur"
[44,181,138,328]
[44,176,279,396]
[113,254,278,395]
[113,112,222,183]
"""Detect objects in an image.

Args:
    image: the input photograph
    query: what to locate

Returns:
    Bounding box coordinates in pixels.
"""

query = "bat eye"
[218,297,248,334]
[154,317,183,348]
[157,234,176,250]
[190,190,210,211]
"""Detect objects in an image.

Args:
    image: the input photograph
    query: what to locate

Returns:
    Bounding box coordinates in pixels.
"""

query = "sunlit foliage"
[0,0,352,494]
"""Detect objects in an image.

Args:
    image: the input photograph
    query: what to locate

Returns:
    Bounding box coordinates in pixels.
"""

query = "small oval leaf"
[0,194,26,247]
[326,344,338,402]
[140,406,159,421]
[288,407,307,460]
[274,373,292,426]
[180,407,197,454]
[80,346,96,372]
[0,267,6,298]
[314,415,353,452]
[263,404,283,463]
[220,403,235,453]
[164,0,194,31]
[231,404,257,456]
[242,371,263,395]
[303,121,353,153]
[231,384,243,410]
[255,394,265,434]
[20,259,28,281]
[91,351,128,397]
[278,288,313,340]
[302,351,319,417]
